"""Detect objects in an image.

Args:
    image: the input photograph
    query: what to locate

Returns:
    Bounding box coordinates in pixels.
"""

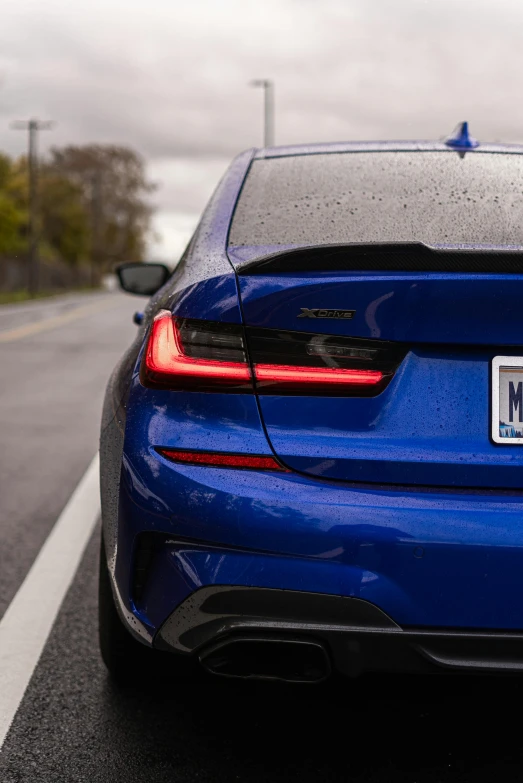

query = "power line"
[11,119,53,296]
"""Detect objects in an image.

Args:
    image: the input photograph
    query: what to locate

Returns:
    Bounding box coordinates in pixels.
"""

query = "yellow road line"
[0,298,115,343]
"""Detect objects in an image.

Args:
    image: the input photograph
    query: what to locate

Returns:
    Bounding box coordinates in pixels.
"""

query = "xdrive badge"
[297,308,356,320]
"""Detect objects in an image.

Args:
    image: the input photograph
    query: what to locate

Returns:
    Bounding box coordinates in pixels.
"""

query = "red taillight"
[156,447,289,471]
[142,311,251,390]
[254,364,383,390]
[141,312,393,394]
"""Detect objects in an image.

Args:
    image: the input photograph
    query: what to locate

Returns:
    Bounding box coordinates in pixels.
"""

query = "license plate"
[492,356,523,444]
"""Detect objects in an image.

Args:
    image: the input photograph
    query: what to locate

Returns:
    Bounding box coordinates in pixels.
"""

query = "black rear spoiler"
[235,243,523,275]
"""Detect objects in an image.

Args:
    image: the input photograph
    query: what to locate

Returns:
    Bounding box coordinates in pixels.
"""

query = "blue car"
[99,123,523,683]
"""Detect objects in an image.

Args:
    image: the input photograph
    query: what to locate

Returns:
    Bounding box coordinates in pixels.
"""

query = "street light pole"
[249,79,274,147]
[11,119,53,296]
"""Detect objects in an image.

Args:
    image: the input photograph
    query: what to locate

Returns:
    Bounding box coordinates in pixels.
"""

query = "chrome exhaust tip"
[199,635,331,684]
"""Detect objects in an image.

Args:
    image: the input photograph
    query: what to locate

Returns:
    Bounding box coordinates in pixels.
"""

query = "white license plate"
[492,356,523,444]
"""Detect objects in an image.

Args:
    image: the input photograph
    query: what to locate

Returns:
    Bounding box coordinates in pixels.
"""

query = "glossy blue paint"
[125,373,272,458]
[257,347,523,487]
[234,266,523,486]
[169,274,242,323]
[235,269,523,344]
[101,139,523,656]
[116,440,523,635]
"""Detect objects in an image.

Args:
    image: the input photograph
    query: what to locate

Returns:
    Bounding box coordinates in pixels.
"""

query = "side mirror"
[115,262,171,296]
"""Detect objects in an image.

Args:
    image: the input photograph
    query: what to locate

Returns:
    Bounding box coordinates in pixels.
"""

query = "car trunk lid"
[232,245,523,488]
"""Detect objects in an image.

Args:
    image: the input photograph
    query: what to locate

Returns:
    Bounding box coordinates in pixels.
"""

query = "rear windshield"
[229,151,523,247]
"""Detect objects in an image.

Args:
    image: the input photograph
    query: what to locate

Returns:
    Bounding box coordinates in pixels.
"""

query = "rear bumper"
[115,446,523,644]
[155,586,523,677]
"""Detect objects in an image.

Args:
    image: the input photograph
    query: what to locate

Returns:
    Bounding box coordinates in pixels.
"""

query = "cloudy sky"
[2,0,523,260]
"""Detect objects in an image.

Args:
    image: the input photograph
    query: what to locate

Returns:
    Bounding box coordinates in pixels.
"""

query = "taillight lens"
[141,311,404,395]
[247,326,405,394]
[141,310,251,391]
[254,364,384,390]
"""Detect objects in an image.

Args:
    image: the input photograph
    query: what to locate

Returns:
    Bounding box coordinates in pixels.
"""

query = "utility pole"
[91,168,103,288]
[11,119,53,296]
[249,79,274,147]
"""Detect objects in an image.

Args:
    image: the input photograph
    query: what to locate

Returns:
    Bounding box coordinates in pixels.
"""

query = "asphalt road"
[0,290,522,782]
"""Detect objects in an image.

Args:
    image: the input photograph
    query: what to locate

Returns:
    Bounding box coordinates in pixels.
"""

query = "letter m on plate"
[509,381,523,422]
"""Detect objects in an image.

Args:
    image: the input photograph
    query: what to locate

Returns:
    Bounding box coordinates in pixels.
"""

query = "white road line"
[0,454,101,749]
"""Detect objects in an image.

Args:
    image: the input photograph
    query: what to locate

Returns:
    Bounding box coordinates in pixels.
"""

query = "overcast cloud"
[2,0,523,259]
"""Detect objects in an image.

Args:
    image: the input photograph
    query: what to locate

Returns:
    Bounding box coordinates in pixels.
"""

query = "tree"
[0,154,26,255]
[49,145,156,275]
[0,156,89,265]
[0,144,156,292]
[39,168,90,266]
